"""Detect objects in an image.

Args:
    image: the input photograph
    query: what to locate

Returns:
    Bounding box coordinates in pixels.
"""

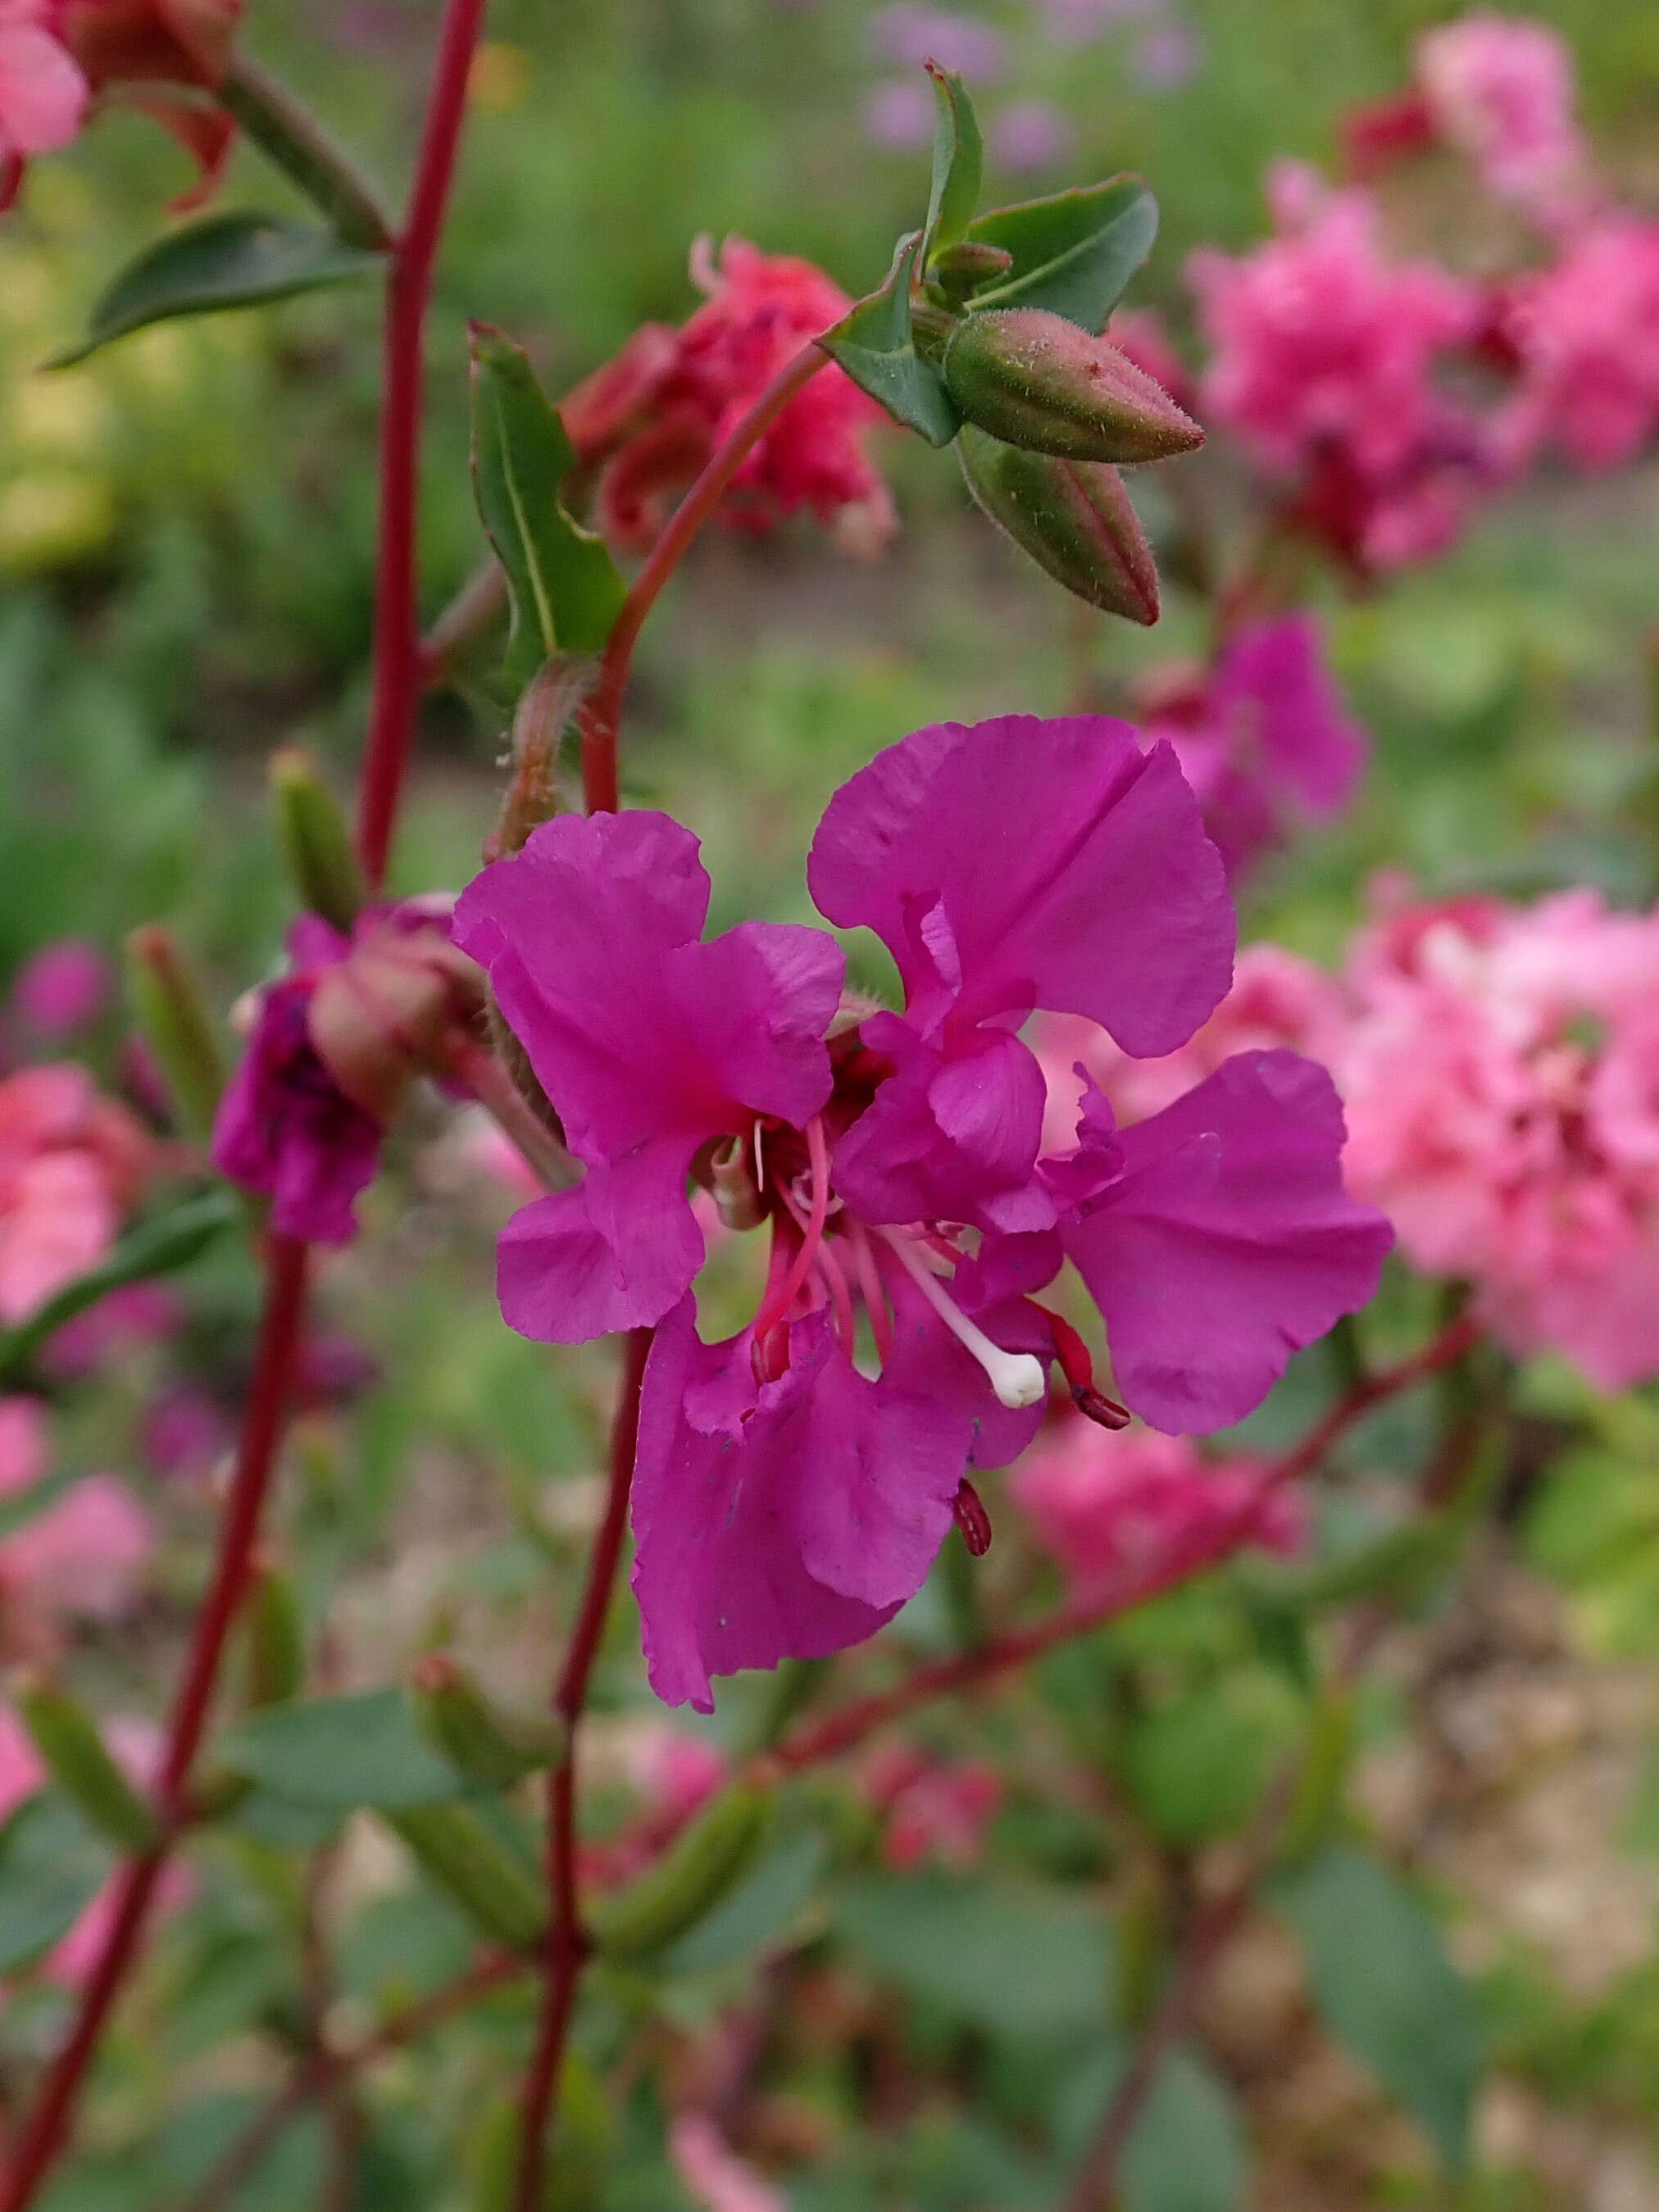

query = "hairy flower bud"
[943,309,1204,465]
[270,748,365,936]
[307,918,484,1125]
[957,425,1161,624]
[125,924,226,1147]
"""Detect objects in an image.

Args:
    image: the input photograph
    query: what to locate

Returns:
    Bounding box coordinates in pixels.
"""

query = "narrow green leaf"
[820,234,961,447]
[468,324,627,692]
[924,63,983,256]
[1123,2048,1248,2212]
[216,1689,468,1811]
[967,177,1159,331]
[1273,1844,1482,2170]
[0,1792,113,1974]
[49,212,384,368]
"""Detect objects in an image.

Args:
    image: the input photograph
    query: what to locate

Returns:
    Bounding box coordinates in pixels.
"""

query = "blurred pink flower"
[1496,216,1659,470]
[42,1281,178,1379]
[581,1720,728,1886]
[988,98,1072,173]
[1130,20,1202,91]
[140,1386,230,1480]
[861,75,934,149]
[0,1395,153,1634]
[670,2114,787,2212]
[1189,161,1494,575]
[1107,306,1195,415]
[1416,12,1589,226]
[7,940,107,1039]
[0,1066,149,1325]
[1011,1416,1303,1601]
[869,3,1006,79]
[0,0,85,209]
[863,1742,1001,1869]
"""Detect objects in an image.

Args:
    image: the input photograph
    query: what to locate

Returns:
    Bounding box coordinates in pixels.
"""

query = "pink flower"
[582,1720,727,1887]
[670,2115,787,2212]
[870,4,1006,79]
[1011,1415,1303,1602]
[0,0,84,209]
[1496,216,1659,470]
[7,939,107,1039]
[455,715,1389,1709]
[1136,614,1367,879]
[42,1280,177,1379]
[49,0,241,206]
[563,238,895,556]
[1107,307,1196,416]
[0,1396,153,1637]
[1189,162,1493,575]
[862,1743,1000,1870]
[0,1065,149,1324]
[1416,12,1589,227]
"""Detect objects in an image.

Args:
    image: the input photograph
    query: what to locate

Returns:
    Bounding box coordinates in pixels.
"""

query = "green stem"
[221,52,396,252]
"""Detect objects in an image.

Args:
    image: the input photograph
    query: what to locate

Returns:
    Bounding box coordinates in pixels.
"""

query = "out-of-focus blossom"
[1135,614,1366,879]
[1495,217,1659,471]
[1011,1415,1303,1600]
[1189,161,1493,575]
[1130,20,1202,91]
[670,2114,788,2212]
[140,1386,230,1481]
[50,0,242,205]
[1416,12,1589,227]
[7,940,107,1040]
[869,3,1006,79]
[862,1742,1000,1869]
[0,1065,149,1325]
[0,1397,152,1644]
[41,1281,177,1380]
[988,98,1072,173]
[1037,0,1159,45]
[1107,306,1196,416]
[580,1719,727,1886]
[0,0,85,211]
[565,238,897,558]
[860,75,934,150]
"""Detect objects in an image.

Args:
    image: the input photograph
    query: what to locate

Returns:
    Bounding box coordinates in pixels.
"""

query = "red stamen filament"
[846,1220,895,1365]
[750,1115,831,1343]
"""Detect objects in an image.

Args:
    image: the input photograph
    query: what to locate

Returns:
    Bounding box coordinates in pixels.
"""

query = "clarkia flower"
[456,714,1390,1710]
[861,1742,1001,1870]
[49,0,241,206]
[0,1064,148,1324]
[1495,216,1659,472]
[0,0,84,212]
[0,1397,152,1652]
[1416,12,1589,228]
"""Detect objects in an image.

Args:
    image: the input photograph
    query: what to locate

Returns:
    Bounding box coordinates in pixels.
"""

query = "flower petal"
[496,1139,705,1343]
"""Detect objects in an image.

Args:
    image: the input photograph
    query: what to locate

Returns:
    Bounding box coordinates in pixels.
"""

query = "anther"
[952,1478,993,1556]
[879,1232,1047,1410]
[1029,1302,1129,1426]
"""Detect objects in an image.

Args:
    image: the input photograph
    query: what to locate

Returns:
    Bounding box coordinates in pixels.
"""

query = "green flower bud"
[589,1783,773,1964]
[943,309,1203,465]
[382,1801,548,1951]
[411,1654,564,1790]
[927,238,1014,306]
[241,1556,306,1710]
[958,425,1161,625]
[270,747,366,934]
[16,1679,157,1852]
[125,924,226,1147]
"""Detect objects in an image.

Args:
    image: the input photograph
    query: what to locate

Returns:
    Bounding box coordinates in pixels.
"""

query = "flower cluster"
[456,713,1390,1710]
[1496,216,1659,472]
[1188,161,1490,575]
[0,1064,148,1325]
[1414,11,1589,225]
[561,237,896,557]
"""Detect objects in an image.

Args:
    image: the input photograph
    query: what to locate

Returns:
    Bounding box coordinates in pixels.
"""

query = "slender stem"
[513,1329,652,2211]
[765,1316,1481,1777]
[220,52,396,252]
[419,558,508,686]
[577,341,830,813]
[355,0,491,889]
[448,1038,578,1192]
[0,1238,310,2212]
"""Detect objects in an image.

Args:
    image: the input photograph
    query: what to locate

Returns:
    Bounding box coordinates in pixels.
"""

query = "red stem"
[513,1328,652,2210]
[0,1237,310,2211]
[578,340,830,813]
[355,0,490,889]
[766,1316,1480,1776]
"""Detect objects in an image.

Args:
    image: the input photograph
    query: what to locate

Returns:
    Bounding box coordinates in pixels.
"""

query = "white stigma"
[879,1231,1048,1410]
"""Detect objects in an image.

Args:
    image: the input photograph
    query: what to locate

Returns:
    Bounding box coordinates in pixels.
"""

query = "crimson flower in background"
[0,1065,148,1324]
[455,715,1390,1710]
[52,0,240,201]
[561,236,897,556]
[0,0,86,211]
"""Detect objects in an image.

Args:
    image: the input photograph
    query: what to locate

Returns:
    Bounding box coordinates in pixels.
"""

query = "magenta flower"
[456,715,1390,1710]
[0,0,85,210]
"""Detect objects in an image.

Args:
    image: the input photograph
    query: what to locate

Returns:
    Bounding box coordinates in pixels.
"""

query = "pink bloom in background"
[0,1065,148,1324]
[1189,161,1493,575]
[869,3,1006,79]
[1416,12,1589,227]
[42,1280,177,1379]
[140,1385,230,1480]
[1496,217,1659,471]
[670,2114,788,2212]
[861,75,934,150]
[0,0,85,210]
[1107,306,1196,416]
[987,98,1072,173]
[581,1720,727,1886]
[1129,20,1202,91]
[564,238,896,558]
[457,714,1389,1709]
[1011,1416,1303,1601]
[7,939,108,1040]
[863,1742,1001,1870]
[0,1396,153,1641]
[1135,614,1367,879]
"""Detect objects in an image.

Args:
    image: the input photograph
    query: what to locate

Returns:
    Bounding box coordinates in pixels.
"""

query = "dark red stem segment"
[513,1328,652,2211]
[578,341,830,813]
[0,1237,310,2212]
[356,0,490,888]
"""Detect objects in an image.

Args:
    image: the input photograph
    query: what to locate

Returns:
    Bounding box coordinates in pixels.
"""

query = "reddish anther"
[1075,1388,1133,1431]
[952,1478,993,1558]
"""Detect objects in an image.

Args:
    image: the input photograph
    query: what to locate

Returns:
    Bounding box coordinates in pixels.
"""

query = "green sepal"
[381,1802,547,1951]
[16,1683,157,1853]
[411,1656,565,1790]
[48,211,385,369]
[590,1783,774,1964]
[820,234,961,447]
[468,324,628,693]
[269,748,366,934]
[125,926,226,1148]
[924,63,983,257]
[966,177,1158,332]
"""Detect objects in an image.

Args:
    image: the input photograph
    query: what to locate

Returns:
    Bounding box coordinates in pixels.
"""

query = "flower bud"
[307,920,485,1124]
[16,1678,157,1851]
[381,1802,548,1951]
[270,748,366,934]
[241,1555,305,1710]
[589,1783,773,1964]
[411,1653,564,1789]
[928,238,1014,305]
[943,310,1203,465]
[957,425,1161,625]
[125,924,226,1146]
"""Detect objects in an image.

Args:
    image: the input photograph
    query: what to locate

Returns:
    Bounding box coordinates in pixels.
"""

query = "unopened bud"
[943,310,1203,465]
[590,1783,773,1964]
[270,748,366,935]
[308,921,485,1124]
[929,238,1013,305]
[242,1556,306,1710]
[381,1801,548,1951]
[16,1679,157,1851]
[411,1654,564,1789]
[125,924,226,1146]
[959,425,1161,625]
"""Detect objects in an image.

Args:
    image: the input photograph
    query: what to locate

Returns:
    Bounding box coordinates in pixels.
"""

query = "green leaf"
[832,1873,1111,2039]
[0,1792,114,1974]
[924,64,983,256]
[216,1689,468,1811]
[1120,1680,1294,1846]
[1273,1844,1482,2170]
[966,178,1159,331]
[820,234,961,447]
[48,212,384,368]
[1123,2049,1248,2212]
[0,1190,239,1387]
[468,324,627,691]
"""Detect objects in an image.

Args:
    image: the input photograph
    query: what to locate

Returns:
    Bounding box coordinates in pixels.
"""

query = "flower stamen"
[879,1231,1047,1410]
[750,1114,832,1343]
